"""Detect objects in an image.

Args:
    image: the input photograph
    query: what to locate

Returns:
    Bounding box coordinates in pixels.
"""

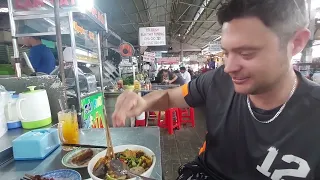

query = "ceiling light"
[312,0,320,9]
[78,0,94,12]
[178,34,181,37]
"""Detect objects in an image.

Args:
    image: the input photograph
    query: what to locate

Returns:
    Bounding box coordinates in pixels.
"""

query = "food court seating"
[157,108,181,135]
[178,107,195,127]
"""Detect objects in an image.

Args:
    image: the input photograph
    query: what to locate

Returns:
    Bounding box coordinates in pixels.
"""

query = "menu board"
[139,27,166,46]
[81,92,105,129]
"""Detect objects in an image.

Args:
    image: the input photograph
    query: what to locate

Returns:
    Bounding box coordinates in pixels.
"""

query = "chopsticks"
[103,107,115,159]
[61,144,107,149]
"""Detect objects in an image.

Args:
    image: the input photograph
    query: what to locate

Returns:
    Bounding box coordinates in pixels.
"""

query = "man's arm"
[143,70,215,111]
[112,70,217,126]
[143,87,189,111]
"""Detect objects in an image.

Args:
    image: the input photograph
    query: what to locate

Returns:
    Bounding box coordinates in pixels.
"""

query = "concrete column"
[180,41,184,62]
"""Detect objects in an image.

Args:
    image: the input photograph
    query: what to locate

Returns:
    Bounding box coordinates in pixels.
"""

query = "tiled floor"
[159,108,207,180]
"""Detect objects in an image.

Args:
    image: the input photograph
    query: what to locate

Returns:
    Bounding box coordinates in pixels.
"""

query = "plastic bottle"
[134,80,141,91]
[145,78,151,90]
[5,93,22,129]
[0,87,8,137]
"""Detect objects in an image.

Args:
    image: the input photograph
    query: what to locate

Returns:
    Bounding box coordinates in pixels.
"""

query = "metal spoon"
[110,159,156,180]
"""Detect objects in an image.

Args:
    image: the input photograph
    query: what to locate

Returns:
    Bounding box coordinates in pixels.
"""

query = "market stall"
[7,0,107,128]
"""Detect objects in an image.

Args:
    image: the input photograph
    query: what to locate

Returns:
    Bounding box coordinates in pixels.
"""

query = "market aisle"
[160,107,207,180]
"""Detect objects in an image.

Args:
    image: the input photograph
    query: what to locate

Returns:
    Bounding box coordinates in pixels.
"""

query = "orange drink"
[58,110,79,145]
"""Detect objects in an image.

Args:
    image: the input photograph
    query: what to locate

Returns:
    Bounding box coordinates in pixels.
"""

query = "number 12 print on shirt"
[256,147,310,179]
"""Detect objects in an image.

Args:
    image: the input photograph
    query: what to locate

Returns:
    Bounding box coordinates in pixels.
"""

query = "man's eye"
[240,52,255,59]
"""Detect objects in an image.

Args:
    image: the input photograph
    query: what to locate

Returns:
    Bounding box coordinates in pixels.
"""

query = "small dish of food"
[24,169,81,180]
[62,148,104,168]
[88,145,156,180]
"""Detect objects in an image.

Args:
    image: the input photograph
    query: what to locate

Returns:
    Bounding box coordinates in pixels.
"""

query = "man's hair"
[217,0,309,43]
[180,67,186,71]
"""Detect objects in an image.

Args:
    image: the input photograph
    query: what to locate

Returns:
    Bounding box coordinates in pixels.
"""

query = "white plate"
[62,148,104,169]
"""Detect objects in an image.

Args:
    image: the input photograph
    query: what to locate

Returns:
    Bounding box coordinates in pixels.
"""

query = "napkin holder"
[12,128,60,160]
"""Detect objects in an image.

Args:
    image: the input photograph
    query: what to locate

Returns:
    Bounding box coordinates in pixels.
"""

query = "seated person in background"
[156,69,178,84]
[180,66,191,84]
[22,36,55,74]
[173,70,186,85]
[188,67,195,79]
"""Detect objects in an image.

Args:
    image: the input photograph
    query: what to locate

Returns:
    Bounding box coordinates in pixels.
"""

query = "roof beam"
[119,19,216,26]
[118,1,138,31]
[143,0,155,26]
[179,1,216,10]
[184,0,221,43]
[133,0,146,27]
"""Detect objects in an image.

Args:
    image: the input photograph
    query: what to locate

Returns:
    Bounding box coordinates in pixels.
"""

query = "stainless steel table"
[0,127,162,180]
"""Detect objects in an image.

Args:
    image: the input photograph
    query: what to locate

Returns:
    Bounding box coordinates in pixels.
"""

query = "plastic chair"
[179,108,195,127]
[158,108,181,135]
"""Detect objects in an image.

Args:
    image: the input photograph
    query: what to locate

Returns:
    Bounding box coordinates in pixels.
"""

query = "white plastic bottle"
[5,93,22,129]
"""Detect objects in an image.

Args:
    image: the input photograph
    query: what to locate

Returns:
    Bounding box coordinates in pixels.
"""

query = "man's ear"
[291,28,311,55]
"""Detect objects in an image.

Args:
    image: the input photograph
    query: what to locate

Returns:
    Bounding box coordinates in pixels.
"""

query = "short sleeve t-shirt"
[173,73,185,85]
[29,44,56,74]
[183,66,320,179]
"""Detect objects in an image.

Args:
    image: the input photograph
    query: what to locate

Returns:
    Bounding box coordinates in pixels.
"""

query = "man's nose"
[224,55,241,73]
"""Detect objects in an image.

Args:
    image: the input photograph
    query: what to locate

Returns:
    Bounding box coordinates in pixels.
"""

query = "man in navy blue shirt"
[22,36,55,74]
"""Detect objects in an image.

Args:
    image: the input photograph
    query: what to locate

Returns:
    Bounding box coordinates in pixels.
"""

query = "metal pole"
[69,12,82,115]
[7,0,21,77]
[97,32,105,91]
[53,0,66,88]
[180,41,184,62]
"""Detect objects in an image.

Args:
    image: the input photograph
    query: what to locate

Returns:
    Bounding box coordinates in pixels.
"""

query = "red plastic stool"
[135,119,146,127]
[147,111,158,125]
[135,112,146,127]
[158,108,181,135]
[179,108,195,127]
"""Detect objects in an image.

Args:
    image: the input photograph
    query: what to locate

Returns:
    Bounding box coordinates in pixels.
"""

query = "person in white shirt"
[180,66,191,84]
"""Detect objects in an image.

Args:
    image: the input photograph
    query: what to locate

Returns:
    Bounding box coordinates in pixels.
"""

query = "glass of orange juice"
[58,109,79,151]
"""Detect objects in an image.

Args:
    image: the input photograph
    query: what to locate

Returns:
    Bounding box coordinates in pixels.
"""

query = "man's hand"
[112,90,148,127]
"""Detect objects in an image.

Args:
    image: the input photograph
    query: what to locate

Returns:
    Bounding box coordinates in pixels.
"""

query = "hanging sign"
[208,41,222,53]
[139,26,166,46]
[73,21,96,41]
[88,6,107,28]
[143,52,156,62]
[157,57,180,64]
[119,43,135,57]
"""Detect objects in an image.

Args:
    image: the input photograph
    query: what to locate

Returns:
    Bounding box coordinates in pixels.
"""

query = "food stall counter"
[0,127,162,180]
